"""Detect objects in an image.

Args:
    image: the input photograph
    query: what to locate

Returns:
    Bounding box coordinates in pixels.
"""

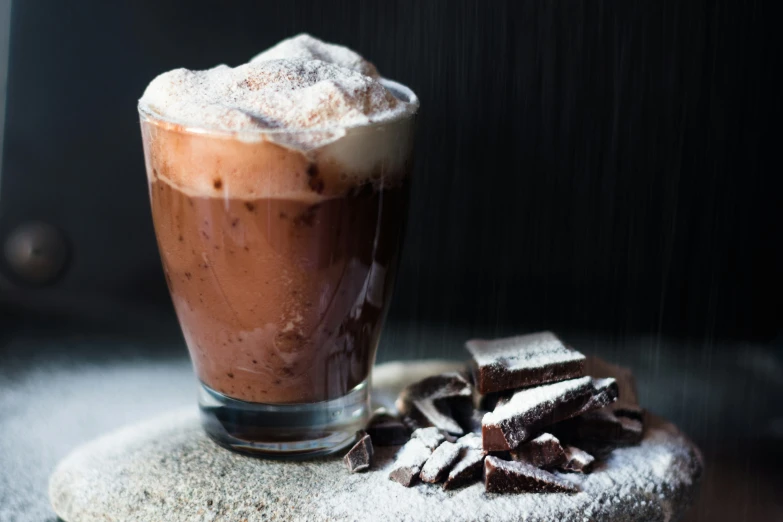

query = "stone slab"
[49,361,703,522]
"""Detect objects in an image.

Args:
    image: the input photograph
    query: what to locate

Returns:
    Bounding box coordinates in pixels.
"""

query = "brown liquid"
[150,179,408,403]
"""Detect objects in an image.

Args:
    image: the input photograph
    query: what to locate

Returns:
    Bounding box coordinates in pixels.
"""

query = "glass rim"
[137,78,419,139]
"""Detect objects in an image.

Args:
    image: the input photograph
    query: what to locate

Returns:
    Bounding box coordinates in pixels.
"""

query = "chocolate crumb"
[344,431,374,473]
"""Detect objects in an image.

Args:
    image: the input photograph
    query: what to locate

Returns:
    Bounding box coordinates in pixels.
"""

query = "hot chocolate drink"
[139,34,418,455]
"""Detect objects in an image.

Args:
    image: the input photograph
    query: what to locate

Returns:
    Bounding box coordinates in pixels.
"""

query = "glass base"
[198,379,369,459]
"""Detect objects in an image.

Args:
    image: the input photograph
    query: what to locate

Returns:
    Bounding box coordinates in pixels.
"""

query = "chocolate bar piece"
[482,376,595,451]
[555,409,643,446]
[443,448,485,490]
[389,438,432,487]
[466,332,585,394]
[420,441,461,483]
[510,433,566,469]
[560,445,594,473]
[396,373,473,435]
[366,413,410,446]
[577,378,619,415]
[410,427,446,450]
[343,431,374,473]
[484,456,578,494]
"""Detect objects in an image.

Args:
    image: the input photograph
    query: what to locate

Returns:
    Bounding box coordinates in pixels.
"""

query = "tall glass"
[139,80,417,458]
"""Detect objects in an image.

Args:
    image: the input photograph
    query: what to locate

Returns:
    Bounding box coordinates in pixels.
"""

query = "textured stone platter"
[50,361,702,522]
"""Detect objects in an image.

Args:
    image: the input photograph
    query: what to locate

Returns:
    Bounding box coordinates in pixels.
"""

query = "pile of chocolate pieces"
[343,331,645,494]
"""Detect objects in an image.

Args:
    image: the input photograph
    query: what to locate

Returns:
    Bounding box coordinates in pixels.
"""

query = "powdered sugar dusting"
[468,332,586,371]
[420,441,460,482]
[251,34,379,78]
[485,377,593,427]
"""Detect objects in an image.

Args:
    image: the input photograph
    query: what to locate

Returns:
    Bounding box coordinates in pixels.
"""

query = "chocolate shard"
[482,376,595,451]
[510,433,567,469]
[554,408,644,446]
[410,427,446,451]
[366,412,410,446]
[420,441,461,483]
[484,456,578,494]
[396,372,473,435]
[560,445,594,473]
[389,438,432,487]
[443,448,486,490]
[576,377,619,415]
[466,332,586,394]
[344,431,374,473]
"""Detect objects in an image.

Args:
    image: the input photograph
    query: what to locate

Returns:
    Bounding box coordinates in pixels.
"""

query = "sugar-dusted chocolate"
[560,445,594,473]
[388,438,432,487]
[443,448,486,490]
[510,433,567,469]
[410,427,446,450]
[482,376,595,451]
[396,372,473,435]
[467,332,586,394]
[420,441,461,483]
[343,431,374,473]
[484,456,578,494]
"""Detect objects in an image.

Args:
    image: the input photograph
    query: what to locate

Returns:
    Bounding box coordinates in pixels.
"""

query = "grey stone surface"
[50,361,703,522]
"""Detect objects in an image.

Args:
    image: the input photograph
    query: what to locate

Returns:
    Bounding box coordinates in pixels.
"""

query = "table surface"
[1,315,781,522]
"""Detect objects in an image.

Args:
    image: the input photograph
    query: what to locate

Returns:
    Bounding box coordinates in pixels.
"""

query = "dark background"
[0,1,781,521]
[1,0,780,340]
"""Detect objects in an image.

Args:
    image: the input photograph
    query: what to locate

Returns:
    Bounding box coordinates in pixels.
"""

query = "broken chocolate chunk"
[560,445,594,473]
[343,431,374,473]
[576,377,619,416]
[466,332,586,394]
[420,441,461,483]
[389,438,433,487]
[482,376,595,451]
[554,408,643,446]
[443,448,485,490]
[366,413,410,446]
[510,433,567,469]
[410,427,446,450]
[396,372,473,435]
[484,456,578,494]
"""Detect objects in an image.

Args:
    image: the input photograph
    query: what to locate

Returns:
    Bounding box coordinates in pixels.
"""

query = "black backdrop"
[1,0,779,340]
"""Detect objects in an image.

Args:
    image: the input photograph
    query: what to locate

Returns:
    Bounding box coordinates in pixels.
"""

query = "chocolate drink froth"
[145,122,410,404]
